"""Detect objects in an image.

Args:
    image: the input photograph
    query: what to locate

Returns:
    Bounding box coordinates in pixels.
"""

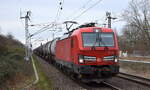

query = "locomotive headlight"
[79,55,84,63]
[115,58,118,62]
[115,56,119,62]
[79,59,84,63]
[79,55,96,63]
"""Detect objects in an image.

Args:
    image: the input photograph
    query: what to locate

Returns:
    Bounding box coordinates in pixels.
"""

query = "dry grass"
[119,61,150,79]
[27,56,53,90]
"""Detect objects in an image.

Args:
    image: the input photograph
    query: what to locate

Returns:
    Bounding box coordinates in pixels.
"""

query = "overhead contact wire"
[71,0,103,21]
[65,0,93,20]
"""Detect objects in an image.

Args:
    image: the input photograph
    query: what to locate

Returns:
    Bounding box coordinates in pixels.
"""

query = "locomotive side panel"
[56,38,72,62]
[71,36,80,64]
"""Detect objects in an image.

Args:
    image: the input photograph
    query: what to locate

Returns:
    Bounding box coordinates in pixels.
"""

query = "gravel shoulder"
[119,61,150,79]
[107,76,150,90]
[35,56,84,90]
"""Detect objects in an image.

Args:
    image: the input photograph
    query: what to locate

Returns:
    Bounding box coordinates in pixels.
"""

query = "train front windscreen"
[82,32,115,47]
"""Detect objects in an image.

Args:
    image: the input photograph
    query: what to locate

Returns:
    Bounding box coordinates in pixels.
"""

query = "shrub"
[0,34,33,87]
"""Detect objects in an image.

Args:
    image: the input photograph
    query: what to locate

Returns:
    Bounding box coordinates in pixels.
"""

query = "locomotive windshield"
[82,32,115,47]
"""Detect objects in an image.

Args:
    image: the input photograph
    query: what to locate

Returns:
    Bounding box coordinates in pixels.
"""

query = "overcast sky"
[0,0,131,48]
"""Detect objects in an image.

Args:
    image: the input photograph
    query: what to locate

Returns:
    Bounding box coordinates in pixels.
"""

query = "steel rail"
[102,81,122,90]
[118,72,150,87]
[119,59,150,64]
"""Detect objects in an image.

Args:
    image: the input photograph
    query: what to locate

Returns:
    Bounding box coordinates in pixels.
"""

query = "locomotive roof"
[59,27,114,40]
[71,27,114,35]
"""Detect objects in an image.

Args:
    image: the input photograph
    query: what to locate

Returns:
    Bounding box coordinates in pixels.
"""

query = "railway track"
[102,81,122,90]
[37,56,150,90]
[72,80,122,90]
[46,58,122,90]
[55,66,121,90]
[118,72,150,87]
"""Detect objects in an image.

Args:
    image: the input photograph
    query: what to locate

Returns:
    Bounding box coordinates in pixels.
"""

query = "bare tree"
[121,0,150,55]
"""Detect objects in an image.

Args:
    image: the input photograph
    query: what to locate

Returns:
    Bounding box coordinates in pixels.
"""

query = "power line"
[33,25,51,34]
[29,22,52,27]
[29,0,65,38]
[71,0,103,21]
[54,0,64,22]
[94,15,107,27]
[30,24,53,37]
[53,0,64,33]
[65,0,93,20]
[30,22,62,37]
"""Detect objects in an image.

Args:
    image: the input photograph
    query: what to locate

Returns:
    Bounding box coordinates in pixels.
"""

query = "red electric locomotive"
[35,23,119,82]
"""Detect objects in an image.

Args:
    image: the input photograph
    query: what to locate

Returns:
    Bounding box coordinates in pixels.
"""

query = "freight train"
[34,23,119,82]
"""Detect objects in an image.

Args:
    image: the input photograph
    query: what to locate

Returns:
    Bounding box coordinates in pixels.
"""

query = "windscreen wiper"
[99,33,108,50]
[91,33,99,50]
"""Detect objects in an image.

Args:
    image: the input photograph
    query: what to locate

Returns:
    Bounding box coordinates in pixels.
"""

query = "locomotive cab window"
[82,32,115,47]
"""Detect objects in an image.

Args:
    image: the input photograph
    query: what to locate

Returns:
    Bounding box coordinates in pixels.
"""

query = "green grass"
[33,56,53,90]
